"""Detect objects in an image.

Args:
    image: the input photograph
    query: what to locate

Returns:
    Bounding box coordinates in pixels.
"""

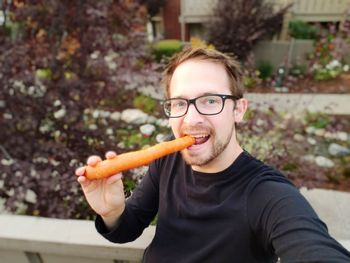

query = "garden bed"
[247,73,350,94]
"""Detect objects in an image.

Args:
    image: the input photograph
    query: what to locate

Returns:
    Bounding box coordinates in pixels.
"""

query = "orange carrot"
[85,136,195,180]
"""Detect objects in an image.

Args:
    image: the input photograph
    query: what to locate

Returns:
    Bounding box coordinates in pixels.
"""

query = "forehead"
[169,59,231,98]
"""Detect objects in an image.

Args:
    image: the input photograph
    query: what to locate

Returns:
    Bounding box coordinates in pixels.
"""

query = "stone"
[307,137,317,145]
[336,132,348,141]
[121,109,149,124]
[315,156,335,168]
[314,128,326,137]
[140,124,156,136]
[25,190,37,204]
[147,116,157,124]
[328,143,350,157]
[293,134,304,142]
[305,126,315,135]
[155,118,169,127]
[110,111,121,121]
[302,155,315,162]
[156,133,170,143]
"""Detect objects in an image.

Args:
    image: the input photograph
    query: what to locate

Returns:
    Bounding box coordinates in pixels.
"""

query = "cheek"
[169,119,181,135]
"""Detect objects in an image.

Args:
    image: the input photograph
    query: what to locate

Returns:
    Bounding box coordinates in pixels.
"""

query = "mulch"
[247,74,350,94]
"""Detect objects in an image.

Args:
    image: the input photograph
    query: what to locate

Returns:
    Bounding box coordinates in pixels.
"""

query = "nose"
[183,103,203,125]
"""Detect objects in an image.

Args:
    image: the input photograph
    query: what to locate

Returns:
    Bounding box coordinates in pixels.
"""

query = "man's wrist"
[101,204,125,230]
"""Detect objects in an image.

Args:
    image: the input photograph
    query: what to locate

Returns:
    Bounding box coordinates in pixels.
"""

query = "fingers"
[87,155,102,166]
[106,173,123,184]
[105,151,117,160]
[75,166,86,176]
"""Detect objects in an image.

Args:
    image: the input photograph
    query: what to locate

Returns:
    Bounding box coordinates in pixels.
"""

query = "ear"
[234,98,248,123]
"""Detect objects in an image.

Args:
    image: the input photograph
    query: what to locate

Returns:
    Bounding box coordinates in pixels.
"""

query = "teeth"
[192,134,208,138]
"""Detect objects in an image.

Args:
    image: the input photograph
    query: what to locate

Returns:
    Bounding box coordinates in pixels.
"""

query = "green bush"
[133,94,157,114]
[289,64,307,77]
[152,39,183,61]
[257,60,274,80]
[289,20,318,39]
[304,112,330,129]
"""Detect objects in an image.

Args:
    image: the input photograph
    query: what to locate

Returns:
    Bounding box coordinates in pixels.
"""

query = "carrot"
[85,135,195,180]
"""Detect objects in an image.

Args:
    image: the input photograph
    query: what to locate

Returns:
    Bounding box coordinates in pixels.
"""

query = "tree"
[207,0,291,62]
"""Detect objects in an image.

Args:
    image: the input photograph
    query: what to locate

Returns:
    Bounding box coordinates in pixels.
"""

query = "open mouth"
[191,134,210,145]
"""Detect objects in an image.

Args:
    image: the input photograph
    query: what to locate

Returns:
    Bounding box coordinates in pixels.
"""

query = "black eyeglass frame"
[162,93,241,118]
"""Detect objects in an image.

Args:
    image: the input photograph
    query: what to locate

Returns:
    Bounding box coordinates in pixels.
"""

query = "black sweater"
[95,151,350,262]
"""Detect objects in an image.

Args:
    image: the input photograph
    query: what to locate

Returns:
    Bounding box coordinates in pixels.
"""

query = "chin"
[181,151,212,167]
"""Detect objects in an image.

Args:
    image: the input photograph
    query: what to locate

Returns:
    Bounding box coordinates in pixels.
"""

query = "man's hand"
[75,151,125,229]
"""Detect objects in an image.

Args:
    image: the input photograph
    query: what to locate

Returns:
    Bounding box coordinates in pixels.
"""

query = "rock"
[324,131,334,139]
[110,111,121,121]
[307,137,317,145]
[25,189,37,204]
[305,126,315,135]
[155,118,170,127]
[140,124,156,136]
[315,156,335,168]
[314,128,325,137]
[53,108,66,119]
[302,155,315,162]
[328,143,350,157]
[88,124,97,130]
[117,142,126,149]
[156,133,170,143]
[293,134,304,142]
[147,116,157,124]
[106,128,113,135]
[121,109,149,124]
[335,131,348,141]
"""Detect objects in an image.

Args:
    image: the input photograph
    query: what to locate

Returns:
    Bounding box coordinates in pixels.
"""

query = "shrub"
[257,60,274,80]
[189,37,215,49]
[0,0,162,219]
[307,22,350,80]
[207,0,291,61]
[133,94,158,114]
[152,39,183,61]
[288,20,318,39]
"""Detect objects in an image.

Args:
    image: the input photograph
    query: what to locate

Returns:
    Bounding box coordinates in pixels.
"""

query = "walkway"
[141,85,350,115]
[246,93,350,115]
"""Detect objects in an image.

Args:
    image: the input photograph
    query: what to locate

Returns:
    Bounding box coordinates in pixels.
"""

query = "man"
[76,47,350,262]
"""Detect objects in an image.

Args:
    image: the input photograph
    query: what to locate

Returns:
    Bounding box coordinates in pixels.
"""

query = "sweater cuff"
[95,214,122,235]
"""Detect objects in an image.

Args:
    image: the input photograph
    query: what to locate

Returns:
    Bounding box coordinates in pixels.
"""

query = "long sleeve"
[247,181,350,262]
[95,162,160,243]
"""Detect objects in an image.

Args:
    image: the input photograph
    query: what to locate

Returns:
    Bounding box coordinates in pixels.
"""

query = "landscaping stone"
[315,156,335,168]
[121,109,149,125]
[307,137,317,145]
[293,134,305,142]
[140,124,156,137]
[110,111,121,121]
[336,131,348,141]
[156,133,170,143]
[328,143,350,157]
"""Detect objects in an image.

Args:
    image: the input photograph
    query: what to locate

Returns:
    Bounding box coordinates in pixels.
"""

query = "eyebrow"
[170,92,221,100]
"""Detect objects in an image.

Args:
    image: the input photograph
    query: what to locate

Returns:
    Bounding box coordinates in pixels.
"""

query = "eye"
[172,100,186,108]
[207,98,216,104]
[202,96,220,105]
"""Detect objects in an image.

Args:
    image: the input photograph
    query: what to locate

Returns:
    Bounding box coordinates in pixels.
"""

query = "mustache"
[180,124,213,135]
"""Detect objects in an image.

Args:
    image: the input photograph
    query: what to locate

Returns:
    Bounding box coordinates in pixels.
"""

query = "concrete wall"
[253,39,314,68]
[0,188,349,262]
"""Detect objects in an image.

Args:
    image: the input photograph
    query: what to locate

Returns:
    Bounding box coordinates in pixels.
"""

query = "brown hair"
[162,47,244,98]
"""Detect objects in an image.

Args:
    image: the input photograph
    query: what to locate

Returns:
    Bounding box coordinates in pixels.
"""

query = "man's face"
[168,59,243,171]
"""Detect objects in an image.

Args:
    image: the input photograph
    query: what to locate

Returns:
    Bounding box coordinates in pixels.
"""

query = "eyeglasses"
[162,94,240,118]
